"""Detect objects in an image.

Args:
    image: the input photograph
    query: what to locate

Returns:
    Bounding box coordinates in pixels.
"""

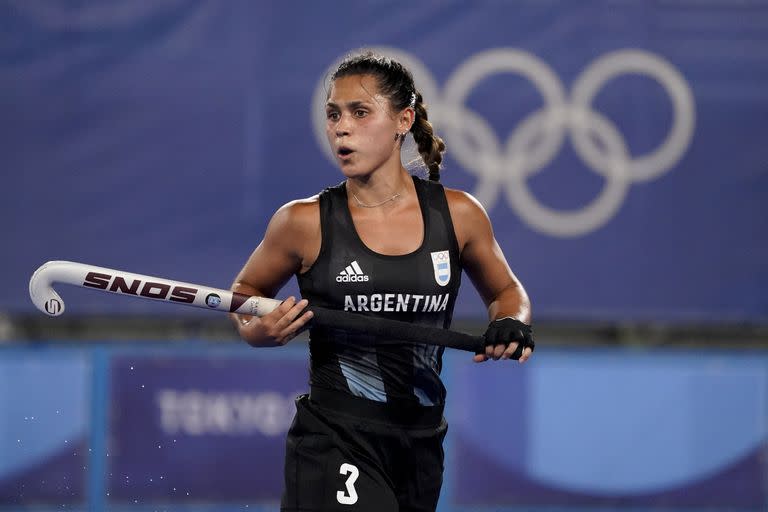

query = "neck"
[347,168,410,209]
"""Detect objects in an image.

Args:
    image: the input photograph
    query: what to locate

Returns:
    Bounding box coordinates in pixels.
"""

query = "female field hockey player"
[231,50,534,512]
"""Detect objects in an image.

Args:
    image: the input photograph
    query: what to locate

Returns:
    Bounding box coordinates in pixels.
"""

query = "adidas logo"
[336,260,370,283]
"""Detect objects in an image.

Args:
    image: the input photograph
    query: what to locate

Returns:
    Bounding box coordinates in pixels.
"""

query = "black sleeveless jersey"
[297,176,462,406]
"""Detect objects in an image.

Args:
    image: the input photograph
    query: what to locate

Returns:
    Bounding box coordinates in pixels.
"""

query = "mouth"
[337,146,355,159]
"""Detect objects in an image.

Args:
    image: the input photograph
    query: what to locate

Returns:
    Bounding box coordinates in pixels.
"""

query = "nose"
[335,113,351,137]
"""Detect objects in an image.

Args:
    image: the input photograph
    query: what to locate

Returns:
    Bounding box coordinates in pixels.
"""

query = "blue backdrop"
[1,0,766,321]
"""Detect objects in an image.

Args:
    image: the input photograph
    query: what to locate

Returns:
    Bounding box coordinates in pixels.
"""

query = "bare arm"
[446,189,533,363]
[230,198,320,347]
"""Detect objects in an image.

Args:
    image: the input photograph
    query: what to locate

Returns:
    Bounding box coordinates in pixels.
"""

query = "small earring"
[394,133,400,141]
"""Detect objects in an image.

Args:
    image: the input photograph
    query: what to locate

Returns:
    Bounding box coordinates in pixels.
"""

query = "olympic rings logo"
[312,47,696,237]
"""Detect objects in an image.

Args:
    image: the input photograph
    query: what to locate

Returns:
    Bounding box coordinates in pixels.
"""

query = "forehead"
[327,74,384,104]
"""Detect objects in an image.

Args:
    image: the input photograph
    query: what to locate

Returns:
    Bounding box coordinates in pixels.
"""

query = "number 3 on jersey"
[336,462,359,505]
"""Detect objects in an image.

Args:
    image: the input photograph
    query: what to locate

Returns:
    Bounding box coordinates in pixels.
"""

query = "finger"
[270,296,296,320]
[280,306,315,338]
[473,353,489,363]
[518,347,533,363]
[261,300,293,333]
[493,343,507,360]
[294,310,314,331]
[274,298,308,331]
[288,298,309,319]
[280,310,314,339]
[502,342,520,360]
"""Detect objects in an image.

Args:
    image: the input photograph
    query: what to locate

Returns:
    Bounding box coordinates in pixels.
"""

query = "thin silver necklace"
[351,190,401,208]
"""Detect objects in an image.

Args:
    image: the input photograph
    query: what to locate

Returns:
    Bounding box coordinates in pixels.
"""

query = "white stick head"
[29,261,67,316]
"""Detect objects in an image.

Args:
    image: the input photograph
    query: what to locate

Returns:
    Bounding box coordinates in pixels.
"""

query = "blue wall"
[1,342,766,511]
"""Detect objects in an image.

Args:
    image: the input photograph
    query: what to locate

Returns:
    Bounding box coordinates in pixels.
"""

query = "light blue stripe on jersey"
[338,346,388,402]
[413,388,433,406]
[412,343,441,405]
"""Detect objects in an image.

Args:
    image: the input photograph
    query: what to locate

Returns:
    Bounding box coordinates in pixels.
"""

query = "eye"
[326,111,340,121]
[354,109,367,118]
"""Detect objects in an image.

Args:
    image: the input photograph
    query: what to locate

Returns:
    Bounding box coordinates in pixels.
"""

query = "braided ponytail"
[410,91,446,182]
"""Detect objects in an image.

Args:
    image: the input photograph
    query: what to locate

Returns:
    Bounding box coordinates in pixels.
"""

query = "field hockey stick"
[29,260,486,353]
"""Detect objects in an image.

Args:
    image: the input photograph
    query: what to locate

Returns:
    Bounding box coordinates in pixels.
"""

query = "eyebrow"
[325,100,372,110]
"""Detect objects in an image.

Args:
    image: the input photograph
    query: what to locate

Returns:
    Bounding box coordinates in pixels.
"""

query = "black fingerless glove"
[482,317,535,360]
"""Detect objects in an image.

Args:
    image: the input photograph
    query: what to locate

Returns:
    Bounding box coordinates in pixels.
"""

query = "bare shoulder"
[268,195,321,237]
[443,187,493,249]
[444,187,491,224]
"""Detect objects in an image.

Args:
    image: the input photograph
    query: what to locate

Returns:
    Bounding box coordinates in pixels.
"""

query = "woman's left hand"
[473,317,535,364]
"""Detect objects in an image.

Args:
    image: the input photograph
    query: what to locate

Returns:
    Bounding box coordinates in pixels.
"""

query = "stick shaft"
[29,260,485,353]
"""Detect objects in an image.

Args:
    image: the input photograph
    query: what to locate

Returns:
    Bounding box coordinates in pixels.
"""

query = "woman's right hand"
[237,296,314,347]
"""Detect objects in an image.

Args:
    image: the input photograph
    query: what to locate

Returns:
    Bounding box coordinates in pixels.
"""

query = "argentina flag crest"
[430,250,450,287]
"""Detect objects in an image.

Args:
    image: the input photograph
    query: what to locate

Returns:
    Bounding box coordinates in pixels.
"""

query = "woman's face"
[325,74,405,178]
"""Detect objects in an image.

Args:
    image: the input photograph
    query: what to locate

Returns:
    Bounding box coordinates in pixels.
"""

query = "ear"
[397,107,415,134]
